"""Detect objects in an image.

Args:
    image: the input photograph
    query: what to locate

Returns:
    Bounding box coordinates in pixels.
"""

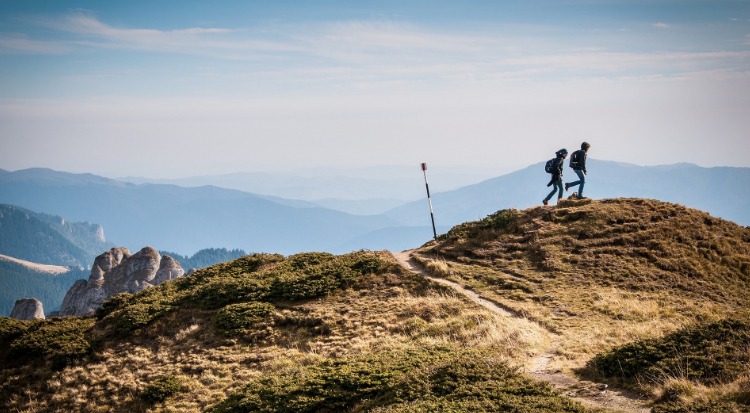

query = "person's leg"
[556,180,564,200]
[544,185,557,202]
[574,169,586,196]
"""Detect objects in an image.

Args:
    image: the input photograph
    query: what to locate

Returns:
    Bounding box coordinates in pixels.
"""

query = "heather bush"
[209,345,586,413]
[141,374,183,403]
[7,317,94,369]
[590,318,750,386]
[214,302,275,335]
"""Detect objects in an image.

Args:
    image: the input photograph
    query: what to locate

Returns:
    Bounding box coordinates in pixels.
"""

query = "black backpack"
[569,150,583,169]
[544,158,555,174]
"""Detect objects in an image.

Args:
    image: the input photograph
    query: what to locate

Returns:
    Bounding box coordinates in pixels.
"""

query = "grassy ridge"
[419,198,750,412]
[435,198,750,300]
[0,249,577,412]
[3,198,749,412]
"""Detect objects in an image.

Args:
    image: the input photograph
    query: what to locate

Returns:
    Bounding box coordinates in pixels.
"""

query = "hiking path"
[390,250,651,413]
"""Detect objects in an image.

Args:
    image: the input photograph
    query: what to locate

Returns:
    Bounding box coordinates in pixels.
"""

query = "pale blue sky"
[1,0,749,178]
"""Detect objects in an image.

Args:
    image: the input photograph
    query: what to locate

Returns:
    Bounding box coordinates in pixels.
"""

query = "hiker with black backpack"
[565,142,590,199]
[542,148,567,206]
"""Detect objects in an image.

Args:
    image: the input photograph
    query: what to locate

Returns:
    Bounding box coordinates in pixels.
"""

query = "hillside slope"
[0,251,580,412]
[414,197,750,411]
[1,198,748,412]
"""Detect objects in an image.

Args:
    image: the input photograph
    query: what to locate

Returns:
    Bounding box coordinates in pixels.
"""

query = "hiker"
[543,149,567,206]
[565,142,590,199]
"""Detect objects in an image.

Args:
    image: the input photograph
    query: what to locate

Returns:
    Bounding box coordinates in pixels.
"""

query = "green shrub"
[176,253,285,291]
[7,317,94,369]
[141,375,183,404]
[214,302,275,335]
[268,251,385,301]
[105,303,173,336]
[0,317,31,343]
[209,346,586,413]
[190,278,271,309]
[590,318,750,386]
[95,292,136,319]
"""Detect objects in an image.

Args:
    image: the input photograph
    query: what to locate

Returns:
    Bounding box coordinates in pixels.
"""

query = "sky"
[1,0,749,179]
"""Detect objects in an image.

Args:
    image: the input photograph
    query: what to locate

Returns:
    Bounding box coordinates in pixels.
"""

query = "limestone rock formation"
[59,246,184,316]
[10,298,45,320]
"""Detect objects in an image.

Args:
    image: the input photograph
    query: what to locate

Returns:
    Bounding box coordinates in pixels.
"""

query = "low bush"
[209,345,586,413]
[141,374,183,404]
[105,303,174,336]
[191,278,271,309]
[214,302,275,335]
[0,317,30,343]
[590,318,750,386]
[7,317,94,369]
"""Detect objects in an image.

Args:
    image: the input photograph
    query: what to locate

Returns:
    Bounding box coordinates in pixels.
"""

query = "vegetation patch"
[209,345,587,413]
[214,302,275,336]
[589,317,750,386]
[140,374,184,404]
[4,317,94,369]
[91,251,393,339]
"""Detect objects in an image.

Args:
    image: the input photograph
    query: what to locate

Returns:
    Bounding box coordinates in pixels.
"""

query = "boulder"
[59,246,185,316]
[10,298,45,320]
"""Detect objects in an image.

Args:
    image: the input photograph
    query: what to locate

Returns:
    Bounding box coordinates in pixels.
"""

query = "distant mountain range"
[0,203,112,268]
[1,162,748,260]
[117,165,505,215]
[0,168,404,255]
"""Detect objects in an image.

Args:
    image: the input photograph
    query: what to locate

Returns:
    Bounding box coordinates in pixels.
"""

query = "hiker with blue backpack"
[565,142,590,199]
[542,148,568,206]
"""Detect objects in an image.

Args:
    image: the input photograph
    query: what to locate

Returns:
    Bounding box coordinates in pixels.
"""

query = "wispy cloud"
[0,33,69,54]
[4,12,749,90]
[32,12,301,58]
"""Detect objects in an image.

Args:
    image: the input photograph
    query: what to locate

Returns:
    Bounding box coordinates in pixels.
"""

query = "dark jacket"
[570,149,587,173]
[551,156,564,179]
[547,156,565,186]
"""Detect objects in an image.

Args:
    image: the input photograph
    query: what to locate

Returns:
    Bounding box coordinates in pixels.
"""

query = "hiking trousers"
[545,179,563,202]
[567,169,586,196]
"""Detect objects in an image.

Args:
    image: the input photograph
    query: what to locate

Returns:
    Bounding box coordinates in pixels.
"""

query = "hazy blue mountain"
[118,165,506,214]
[0,204,112,268]
[385,160,750,234]
[0,257,87,317]
[0,168,401,255]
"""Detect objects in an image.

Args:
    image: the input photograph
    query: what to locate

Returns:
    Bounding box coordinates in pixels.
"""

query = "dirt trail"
[390,250,651,413]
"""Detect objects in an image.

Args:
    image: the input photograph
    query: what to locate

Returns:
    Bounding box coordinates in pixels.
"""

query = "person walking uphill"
[542,148,567,206]
[565,142,590,199]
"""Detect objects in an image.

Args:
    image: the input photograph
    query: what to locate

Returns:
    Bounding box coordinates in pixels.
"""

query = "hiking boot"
[565,183,570,191]
[542,199,548,206]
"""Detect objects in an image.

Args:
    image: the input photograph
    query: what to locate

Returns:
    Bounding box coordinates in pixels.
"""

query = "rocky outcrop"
[59,246,184,316]
[10,298,45,320]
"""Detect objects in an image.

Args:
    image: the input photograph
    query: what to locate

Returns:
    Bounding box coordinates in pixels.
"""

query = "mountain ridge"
[1,198,748,412]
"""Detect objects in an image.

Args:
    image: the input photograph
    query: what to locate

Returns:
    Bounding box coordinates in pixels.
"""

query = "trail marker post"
[421,162,437,241]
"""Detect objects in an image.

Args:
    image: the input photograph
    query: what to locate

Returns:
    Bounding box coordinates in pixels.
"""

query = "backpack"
[569,150,583,169]
[544,158,555,174]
